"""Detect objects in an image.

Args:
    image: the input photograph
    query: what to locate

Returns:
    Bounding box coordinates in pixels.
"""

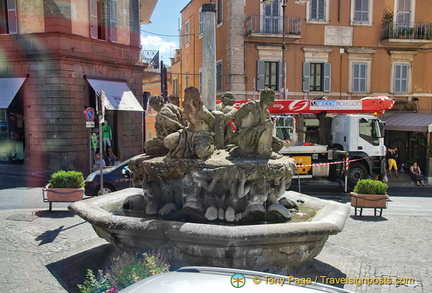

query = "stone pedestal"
[129,150,297,224]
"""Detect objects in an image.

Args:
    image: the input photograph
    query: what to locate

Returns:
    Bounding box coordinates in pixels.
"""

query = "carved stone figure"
[231,88,283,159]
[164,87,215,159]
[144,95,186,155]
[215,92,237,145]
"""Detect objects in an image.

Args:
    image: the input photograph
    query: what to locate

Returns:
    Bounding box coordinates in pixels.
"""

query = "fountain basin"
[69,188,349,274]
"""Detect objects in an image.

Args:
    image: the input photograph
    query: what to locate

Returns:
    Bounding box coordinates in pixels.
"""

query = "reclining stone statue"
[144,95,186,155]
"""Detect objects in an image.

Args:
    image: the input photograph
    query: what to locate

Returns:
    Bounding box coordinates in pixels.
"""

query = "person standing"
[387,147,399,177]
[102,122,112,150]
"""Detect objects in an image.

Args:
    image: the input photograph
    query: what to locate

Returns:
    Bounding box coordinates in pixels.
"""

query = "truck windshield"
[359,118,381,146]
[274,116,293,141]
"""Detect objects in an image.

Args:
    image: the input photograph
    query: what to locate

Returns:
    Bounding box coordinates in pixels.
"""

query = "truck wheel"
[348,162,367,189]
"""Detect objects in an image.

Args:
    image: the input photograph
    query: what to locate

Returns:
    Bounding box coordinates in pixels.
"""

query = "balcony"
[381,22,432,47]
[246,15,301,39]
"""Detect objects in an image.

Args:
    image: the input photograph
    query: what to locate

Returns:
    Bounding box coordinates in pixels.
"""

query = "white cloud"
[141,35,178,66]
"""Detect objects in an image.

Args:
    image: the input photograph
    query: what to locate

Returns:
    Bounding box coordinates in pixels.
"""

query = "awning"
[86,78,144,111]
[0,77,26,108]
[383,113,432,133]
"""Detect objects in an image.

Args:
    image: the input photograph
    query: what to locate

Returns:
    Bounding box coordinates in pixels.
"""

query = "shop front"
[0,77,26,163]
[85,76,144,172]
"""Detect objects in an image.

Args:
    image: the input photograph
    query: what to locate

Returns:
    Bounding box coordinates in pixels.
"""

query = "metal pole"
[282,0,287,93]
[344,152,349,193]
[89,128,92,175]
[96,91,105,195]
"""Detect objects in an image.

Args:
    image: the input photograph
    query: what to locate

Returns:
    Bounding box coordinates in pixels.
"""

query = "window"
[352,62,367,93]
[359,118,380,146]
[353,0,369,23]
[264,61,279,90]
[217,0,223,25]
[309,0,326,21]
[396,0,412,26]
[0,0,17,34]
[256,60,282,91]
[185,20,190,46]
[199,8,203,37]
[394,63,409,93]
[172,78,179,97]
[216,61,223,92]
[90,0,117,42]
[302,62,331,92]
[263,0,280,34]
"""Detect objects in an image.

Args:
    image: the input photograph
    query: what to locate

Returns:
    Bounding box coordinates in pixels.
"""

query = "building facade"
[0,0,156,175]
[175,0,432,174]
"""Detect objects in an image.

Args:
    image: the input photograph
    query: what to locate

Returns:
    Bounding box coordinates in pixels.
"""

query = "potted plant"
[426,24,432,39]
[349,179,389,216]
[43,170,85,204]
[382,7,394,38]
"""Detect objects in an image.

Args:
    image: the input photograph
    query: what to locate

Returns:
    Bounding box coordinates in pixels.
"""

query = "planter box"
[42,186,84,211]
[350,192,388,217]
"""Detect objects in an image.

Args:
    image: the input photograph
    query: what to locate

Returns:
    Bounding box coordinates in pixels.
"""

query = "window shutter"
[362,0,369,21]
[394,64,408,93]
[323,62,331,92]
[7,0,17,34]
[318,0,325,21]
[109,0,118,43]
[257,60,265,91]
[90,0,98,39]
[278,61,283,90]
[217,0,223,24]
[216,62,223,92]
[302,62,310,92]
[353,63,367,92]
[310,0,317,20]
[199,9,203,36]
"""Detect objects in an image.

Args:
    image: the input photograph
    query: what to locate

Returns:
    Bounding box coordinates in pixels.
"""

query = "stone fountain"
[69,88,349,274]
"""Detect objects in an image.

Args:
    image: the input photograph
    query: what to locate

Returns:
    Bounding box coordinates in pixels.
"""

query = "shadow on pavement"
[35,221,87,246]
[293,259,347,288]
[35,210,75,218]
[349,215,388,222]
[46,244,119,293]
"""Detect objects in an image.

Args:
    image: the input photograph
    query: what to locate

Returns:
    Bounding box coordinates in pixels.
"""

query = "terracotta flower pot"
[349,192,389,216]
[45,187,84,202]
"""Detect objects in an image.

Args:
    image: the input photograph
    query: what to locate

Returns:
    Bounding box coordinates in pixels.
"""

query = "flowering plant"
[78,251,170,293]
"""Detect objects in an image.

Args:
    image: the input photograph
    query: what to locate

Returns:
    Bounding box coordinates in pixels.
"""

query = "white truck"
[234,97,395,189]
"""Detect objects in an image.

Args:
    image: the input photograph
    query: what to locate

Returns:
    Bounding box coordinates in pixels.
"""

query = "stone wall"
[1,34,144,173]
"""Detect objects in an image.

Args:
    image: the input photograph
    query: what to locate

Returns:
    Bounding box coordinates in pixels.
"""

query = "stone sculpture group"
[130,87,297,224]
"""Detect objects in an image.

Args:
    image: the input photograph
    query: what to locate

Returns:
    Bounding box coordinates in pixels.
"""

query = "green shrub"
[353,179,388,195]
[78,251,170,293]
[48,170,85,188]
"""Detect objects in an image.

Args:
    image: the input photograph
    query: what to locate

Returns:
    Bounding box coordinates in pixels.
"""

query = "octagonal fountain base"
[69,188,349,274]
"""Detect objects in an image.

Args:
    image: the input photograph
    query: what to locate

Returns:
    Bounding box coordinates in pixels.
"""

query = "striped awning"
[383,113,432,132]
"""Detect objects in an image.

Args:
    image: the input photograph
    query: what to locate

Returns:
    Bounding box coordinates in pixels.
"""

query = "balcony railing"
[246,15,301,37]
[382,22,432,40]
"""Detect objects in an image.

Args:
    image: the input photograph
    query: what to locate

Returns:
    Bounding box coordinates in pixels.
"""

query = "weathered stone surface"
[69,189,350,274]
[129,150,297,224]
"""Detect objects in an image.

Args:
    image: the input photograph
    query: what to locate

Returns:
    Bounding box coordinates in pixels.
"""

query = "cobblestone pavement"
[297,213,432,293]
[0,200,431,292]
[0,208,115,292]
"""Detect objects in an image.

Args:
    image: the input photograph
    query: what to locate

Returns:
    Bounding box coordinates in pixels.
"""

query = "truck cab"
[274,114,386,189]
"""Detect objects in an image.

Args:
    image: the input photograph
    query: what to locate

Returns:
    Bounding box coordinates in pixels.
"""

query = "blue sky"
[141,0,191,66]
